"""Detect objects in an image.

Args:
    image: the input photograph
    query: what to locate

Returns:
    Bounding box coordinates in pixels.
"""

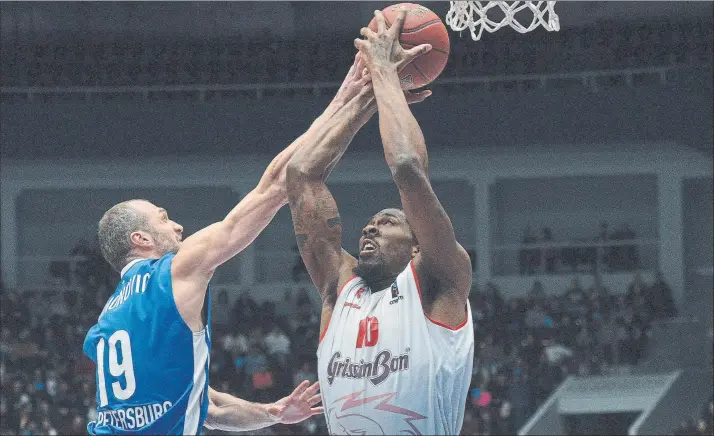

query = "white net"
[446,1,560,41]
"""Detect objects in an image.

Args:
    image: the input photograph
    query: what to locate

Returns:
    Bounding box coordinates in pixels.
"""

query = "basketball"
[368,3,450,90]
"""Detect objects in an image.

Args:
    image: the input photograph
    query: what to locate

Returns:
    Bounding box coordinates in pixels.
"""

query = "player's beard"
[150,229,180,256]
[353,253,391,288]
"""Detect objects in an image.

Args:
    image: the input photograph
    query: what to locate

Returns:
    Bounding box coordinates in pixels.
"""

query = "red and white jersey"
[317,261,474,436]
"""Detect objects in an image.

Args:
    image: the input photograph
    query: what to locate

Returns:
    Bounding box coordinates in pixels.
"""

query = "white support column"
[657,174,685,304]
[0,184,20,289]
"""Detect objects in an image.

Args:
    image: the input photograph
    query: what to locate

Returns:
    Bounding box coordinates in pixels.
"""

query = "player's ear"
[130,230,153,249]
[411,244,420,258]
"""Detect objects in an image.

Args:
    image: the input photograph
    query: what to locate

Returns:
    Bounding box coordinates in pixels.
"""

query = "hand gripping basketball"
[355,9,432,75]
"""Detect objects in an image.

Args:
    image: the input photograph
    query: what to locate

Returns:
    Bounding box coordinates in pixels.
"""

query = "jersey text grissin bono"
[326,349,410,386]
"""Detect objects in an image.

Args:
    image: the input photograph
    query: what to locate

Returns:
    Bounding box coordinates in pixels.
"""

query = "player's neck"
[364,275,397,292]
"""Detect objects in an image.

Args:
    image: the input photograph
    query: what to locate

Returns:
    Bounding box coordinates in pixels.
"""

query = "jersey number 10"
[96,330,137,407]
[356,316,379,348]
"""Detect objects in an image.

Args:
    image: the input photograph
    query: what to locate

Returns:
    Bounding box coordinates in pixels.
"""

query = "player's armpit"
[393,158,472,322]
[286,172,356,305]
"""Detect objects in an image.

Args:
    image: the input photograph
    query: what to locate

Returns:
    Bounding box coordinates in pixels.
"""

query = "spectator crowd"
[1,243,680,436]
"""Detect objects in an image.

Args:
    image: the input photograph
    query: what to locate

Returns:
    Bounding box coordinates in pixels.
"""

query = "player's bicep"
[288,179,355,301]
[172,222,225,279]
[172,189,281,280]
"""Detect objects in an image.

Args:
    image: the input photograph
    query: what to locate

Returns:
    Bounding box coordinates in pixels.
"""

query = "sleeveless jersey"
[317,261,474,436]
[83,254,211,435]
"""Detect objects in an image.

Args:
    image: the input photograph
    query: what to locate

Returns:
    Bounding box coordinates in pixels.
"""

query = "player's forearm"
[287,90,376,181]
[206,397,277,432]
[370,68,429,176]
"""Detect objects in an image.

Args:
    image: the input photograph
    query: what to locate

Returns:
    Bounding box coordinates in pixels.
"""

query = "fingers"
[310,407,325,416]
[290,380,310,398]
[299,381,320,402]
[374,10,387,33]
[353,53,363,76]
[405,44,432,60]
[308,394,322,406]
[405,89,432,104]
[390,9,408,37]
[358,69,372,86]
[359,26,377,39]
[354,38,368,51]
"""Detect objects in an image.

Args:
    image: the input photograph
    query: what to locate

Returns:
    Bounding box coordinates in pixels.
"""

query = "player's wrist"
[369,65,401,90]
[264,403,282,424]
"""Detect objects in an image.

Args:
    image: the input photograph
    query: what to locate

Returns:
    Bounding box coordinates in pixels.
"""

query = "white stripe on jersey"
[183,330,209,435]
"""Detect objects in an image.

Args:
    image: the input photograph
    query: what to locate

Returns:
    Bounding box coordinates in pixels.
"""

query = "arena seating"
[0,241,675,435]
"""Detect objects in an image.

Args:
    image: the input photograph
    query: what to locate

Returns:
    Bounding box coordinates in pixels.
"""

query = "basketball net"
[446,1,560,41]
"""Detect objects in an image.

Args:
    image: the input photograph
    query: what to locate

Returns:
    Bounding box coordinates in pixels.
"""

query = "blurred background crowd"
[0,245,687,435]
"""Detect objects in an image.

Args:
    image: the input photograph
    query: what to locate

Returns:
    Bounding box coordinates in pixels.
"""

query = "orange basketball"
[368,3,450,90]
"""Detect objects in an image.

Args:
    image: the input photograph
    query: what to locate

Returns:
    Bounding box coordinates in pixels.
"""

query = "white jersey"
[317,261,474,436]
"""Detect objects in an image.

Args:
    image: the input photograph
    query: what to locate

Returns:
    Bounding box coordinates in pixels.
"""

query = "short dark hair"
[97,200,150,272]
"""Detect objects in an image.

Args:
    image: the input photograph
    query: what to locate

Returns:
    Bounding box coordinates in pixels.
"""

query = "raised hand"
[332,53,372,107]
[266,380,324,425]
[354,9,432,73]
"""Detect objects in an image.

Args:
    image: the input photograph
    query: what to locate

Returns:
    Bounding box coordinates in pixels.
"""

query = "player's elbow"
[390,155,427,188]
[287,159,322,186]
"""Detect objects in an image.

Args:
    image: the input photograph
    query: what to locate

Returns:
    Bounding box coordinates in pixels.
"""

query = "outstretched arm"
[171,57,376,329]
[205,382,323,432]
[286,82,376,307]
[356,10,472,327]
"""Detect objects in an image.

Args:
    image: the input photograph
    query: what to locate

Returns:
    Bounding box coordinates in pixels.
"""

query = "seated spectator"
[626,270,650,319]
[263,324,291,366]
[587,272,609,298]
[564,277,587,300]
[527,280,546,301]
[647,270,677,318]
[293,361,318,387]
[525,303,548,330]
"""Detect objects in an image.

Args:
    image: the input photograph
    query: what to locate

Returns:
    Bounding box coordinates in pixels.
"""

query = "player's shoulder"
[131,253,176,277]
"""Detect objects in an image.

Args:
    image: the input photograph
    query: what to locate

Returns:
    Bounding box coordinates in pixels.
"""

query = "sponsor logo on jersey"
[344,302,361,309]
[389,281,404,305]
[326,348,410,386]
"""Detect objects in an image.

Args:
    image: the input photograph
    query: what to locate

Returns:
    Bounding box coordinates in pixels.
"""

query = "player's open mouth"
[360,240,377,255]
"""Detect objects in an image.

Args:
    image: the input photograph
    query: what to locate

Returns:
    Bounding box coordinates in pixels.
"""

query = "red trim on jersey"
[319,275,359,344]
[410,260,469,331]
[337,275,359,297]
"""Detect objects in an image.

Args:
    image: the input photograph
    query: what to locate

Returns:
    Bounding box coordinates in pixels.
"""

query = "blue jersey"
[83,254,211,435]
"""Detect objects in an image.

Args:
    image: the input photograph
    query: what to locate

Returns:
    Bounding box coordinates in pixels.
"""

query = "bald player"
[81,56,376,435]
